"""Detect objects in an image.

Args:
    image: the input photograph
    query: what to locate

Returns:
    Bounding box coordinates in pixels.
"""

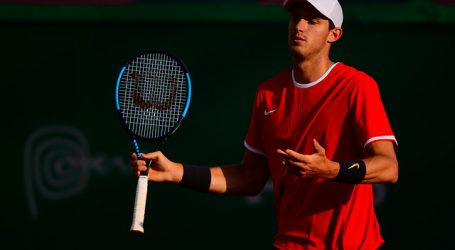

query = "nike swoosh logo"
[348,163,360,170]
[264,109,277,116]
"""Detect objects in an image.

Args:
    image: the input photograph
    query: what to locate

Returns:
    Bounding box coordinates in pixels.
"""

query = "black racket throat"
[140,159,153,176]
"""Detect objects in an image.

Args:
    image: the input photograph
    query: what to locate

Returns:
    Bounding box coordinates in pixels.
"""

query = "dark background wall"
[1,2,454,249]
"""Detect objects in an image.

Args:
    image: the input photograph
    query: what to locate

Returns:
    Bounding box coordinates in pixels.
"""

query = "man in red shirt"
[131,0,399,249]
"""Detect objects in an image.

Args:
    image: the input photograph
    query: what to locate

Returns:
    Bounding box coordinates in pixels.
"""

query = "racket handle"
[130,175,148,234]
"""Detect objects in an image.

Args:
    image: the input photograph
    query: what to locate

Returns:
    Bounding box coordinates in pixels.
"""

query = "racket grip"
[130,175,148,234]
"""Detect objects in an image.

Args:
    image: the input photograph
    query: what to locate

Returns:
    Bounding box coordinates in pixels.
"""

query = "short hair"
[329,20,335,30]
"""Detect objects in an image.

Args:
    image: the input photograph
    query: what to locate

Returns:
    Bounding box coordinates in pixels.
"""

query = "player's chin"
[288,46,306,59]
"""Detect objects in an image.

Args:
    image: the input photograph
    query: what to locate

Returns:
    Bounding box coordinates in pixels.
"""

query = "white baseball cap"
[283,0,343,28]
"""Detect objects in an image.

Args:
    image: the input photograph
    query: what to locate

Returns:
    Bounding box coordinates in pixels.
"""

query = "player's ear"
[328,27,343,43]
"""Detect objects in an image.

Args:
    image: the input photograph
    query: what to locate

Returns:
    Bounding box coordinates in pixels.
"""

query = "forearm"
[207,166,229,194]
[330,141,399,184]
[209,164,267,196]
[174,163,267,195]
[137,151,269,193]
[209,165,238,194]
[329,155,397,184]
[173,164,242,194]
[325,156,398,184]
[174,150,269,195]
[362,154,398,184]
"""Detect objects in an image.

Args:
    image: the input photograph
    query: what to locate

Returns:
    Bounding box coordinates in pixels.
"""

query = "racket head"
[115,49,192,143]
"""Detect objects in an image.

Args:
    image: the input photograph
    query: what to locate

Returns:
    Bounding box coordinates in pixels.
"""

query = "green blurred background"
[1,0,454,249]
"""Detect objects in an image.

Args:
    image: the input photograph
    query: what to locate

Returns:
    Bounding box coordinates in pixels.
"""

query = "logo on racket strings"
[131,72,178,111]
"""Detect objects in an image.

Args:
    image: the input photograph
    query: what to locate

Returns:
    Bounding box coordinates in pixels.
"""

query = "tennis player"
[131,0,399,249]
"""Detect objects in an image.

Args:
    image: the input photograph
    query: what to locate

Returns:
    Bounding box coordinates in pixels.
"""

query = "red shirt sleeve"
[244,90,266,155]
[350,74,398,151]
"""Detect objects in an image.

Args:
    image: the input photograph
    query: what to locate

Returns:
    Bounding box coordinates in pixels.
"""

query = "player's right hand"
[131,151,183,183]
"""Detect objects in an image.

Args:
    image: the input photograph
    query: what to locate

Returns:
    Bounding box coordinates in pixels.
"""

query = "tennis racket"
[115,50,191,234]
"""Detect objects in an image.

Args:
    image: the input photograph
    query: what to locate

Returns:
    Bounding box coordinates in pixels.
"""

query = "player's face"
[287,2,332,59]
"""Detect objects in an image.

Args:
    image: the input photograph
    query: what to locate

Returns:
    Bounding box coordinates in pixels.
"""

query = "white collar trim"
[292,62,338,88]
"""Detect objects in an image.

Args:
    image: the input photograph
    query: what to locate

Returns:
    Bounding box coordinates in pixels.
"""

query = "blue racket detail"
[182,72,192,118]
[115,50,191,234]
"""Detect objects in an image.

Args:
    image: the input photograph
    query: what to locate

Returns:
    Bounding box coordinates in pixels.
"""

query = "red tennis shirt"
[244,62,397,249]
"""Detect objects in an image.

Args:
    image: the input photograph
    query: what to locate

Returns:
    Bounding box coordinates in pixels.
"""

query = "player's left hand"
[277,139,339,179]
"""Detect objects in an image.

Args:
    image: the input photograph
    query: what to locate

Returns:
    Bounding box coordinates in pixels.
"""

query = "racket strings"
[118,52,188,139]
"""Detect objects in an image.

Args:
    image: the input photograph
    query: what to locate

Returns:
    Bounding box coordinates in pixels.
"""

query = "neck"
[292,57,333,84]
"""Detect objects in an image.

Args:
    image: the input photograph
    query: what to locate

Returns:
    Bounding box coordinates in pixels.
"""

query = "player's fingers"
[131,158,146,166]
[287,159,308,171]
[286,166,304,177]
[287,164,315,178]
[277,148,288,157]
[139,151,165,161]
[313,138,326,155]
[138,164,147,172]
[277,149,291,163]
[287,158,303,166]
[137,152,154,160]
[285,149,310,163]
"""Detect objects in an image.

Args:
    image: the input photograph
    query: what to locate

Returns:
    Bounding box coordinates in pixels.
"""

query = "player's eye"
[308,18,318,24]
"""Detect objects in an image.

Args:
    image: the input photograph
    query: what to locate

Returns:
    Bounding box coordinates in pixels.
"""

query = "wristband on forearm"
[334,160,366,184]
[179,164,211,192]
